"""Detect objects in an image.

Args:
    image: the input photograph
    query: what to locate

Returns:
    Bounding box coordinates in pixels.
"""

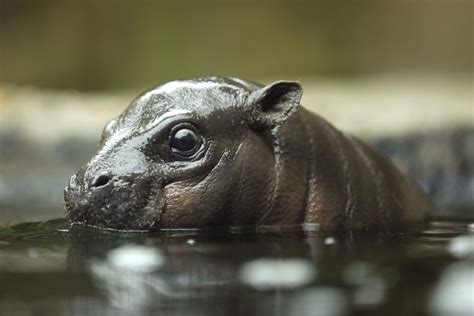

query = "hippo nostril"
[92,174,111,188]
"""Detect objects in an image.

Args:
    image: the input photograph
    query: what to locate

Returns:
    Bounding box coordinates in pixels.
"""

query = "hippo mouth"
[64,176,165,231]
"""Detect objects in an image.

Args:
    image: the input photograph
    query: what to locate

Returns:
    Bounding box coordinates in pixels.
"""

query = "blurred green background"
[1,0,472,91]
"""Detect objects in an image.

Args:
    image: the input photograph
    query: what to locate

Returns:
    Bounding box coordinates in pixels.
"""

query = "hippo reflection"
[64,77,432,231]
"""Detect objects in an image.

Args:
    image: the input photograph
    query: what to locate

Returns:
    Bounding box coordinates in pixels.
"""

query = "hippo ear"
[247,81,303,130]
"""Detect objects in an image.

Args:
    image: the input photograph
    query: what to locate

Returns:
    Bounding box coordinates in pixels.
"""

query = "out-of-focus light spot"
[324,237,336,245]
[288,287,349,316]
[90,245,166,309]
[344,262,387,307]
[186,239,196,246]
[448,234,474,258]
[28,248,40,258]
[107,245,164,273]
[353,277,386,307]
[302,223,320,232]
[343,262,373,285]
[467,223,474,232]
[240,258,316,290]
[429,261,474,315]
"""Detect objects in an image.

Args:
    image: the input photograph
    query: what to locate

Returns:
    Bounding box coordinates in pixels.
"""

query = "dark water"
[0,219,473,316]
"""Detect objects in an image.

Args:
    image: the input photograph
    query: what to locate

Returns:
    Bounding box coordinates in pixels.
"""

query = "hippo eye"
[169,125,201,157]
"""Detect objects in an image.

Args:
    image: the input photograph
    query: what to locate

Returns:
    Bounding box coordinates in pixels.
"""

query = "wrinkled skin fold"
[64,77,432,231]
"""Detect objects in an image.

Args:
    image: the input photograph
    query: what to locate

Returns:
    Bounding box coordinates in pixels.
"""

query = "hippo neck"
[256,108,311,225]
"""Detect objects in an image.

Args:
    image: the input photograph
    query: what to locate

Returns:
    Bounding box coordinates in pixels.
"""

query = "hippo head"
[64,77,302,230]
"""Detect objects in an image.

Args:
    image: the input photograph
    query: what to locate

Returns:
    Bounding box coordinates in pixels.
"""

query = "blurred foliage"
[0,0,472,91]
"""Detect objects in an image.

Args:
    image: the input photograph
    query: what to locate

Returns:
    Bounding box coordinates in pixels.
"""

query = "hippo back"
[272,107,432,231]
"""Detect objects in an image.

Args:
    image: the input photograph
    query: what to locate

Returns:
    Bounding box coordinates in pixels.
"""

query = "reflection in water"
[324,237,336,245]
[429,261,474,316]
[90,245,165,310]
[343,262,389,308]
[448,234,474,258]
[239,258,316,290]
[352,276,387,308]
[104,245,164,272]
[288,287,349,316]
[468,223,474,232]
[0,220,473,315]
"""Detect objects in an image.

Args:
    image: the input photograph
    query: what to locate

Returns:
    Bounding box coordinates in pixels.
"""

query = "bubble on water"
[240,258,316,290]
[448,234,474,258]
[288,287,349,316]
[107,245,164,273]
[429,261,474,315]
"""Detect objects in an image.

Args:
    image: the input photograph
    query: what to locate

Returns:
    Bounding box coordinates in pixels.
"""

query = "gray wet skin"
[64,77,432,231]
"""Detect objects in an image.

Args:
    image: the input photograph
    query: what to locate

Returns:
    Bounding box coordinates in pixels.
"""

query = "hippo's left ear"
[246,81,302,130]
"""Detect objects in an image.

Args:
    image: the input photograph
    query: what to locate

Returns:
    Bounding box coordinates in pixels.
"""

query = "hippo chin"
[64,77,432,231]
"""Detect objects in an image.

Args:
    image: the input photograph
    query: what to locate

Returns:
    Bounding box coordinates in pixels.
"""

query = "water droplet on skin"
[239,258,316,290]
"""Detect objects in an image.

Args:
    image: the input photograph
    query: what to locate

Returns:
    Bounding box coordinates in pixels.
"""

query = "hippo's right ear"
[246,81,302,130]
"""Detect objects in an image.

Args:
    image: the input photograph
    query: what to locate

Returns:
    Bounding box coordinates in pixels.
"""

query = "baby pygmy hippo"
[64,77,432,231]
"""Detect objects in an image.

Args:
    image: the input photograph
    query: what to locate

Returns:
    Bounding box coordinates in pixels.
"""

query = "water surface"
[0,219,473,316]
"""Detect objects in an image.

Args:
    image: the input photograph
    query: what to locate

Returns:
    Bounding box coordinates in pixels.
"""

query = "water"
[0,219,473,316]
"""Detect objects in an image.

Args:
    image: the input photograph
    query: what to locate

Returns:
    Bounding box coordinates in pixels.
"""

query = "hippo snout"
[64,171,115,223]
[65,171,114,207]
[64,170,162,231]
